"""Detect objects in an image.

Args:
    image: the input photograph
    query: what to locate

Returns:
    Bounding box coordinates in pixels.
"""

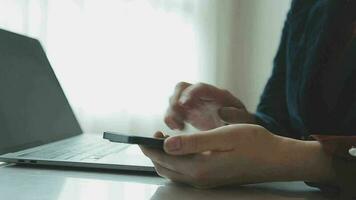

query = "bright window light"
[0,0,201,134]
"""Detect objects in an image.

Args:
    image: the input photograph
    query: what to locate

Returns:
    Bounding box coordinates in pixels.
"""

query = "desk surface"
[0,164,329,200]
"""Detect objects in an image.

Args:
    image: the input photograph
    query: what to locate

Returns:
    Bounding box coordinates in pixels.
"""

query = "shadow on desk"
[2,164,332,200]
[151,182,330,200]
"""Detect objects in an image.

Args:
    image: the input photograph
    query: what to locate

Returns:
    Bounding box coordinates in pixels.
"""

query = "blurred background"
[0,0,291,135]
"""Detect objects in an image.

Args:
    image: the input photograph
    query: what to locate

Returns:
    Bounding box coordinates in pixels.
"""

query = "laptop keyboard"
[17,135,129,161]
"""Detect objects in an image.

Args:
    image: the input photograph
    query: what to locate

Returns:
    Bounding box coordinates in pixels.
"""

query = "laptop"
[0,29,154,172]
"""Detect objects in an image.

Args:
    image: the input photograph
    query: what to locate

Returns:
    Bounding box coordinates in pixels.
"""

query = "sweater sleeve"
[255,8,294,137]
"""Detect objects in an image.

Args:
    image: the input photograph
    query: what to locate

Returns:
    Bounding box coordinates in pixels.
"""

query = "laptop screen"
[0,29,82,155]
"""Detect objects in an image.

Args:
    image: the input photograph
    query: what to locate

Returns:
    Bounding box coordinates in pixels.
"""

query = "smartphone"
[103,131,165,149]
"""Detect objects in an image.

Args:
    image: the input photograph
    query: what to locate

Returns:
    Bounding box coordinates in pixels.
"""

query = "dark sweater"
[255,0,356,197]
[256,0,356,139]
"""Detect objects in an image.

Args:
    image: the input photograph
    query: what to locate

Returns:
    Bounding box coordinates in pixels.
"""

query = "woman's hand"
[140,124,335,188]
[164,82,255,131]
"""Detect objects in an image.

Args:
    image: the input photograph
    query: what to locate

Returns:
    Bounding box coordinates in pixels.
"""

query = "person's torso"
[285,0,356,137]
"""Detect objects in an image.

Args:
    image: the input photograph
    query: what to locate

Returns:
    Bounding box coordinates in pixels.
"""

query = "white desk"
[0,164,328,200]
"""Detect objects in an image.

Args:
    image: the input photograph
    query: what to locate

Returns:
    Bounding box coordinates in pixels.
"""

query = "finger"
[164,108,185,130]
[141,145,227,187]
[178,83,213,108]
[170,82,191,106]
[154,131,165,138]
[218,107,242,124]
[139,145,194,173]
[164,128,235,155]
[179,83,242,108]
[152,162,191,183]
[153,131,170,139]
[164,82,191,130]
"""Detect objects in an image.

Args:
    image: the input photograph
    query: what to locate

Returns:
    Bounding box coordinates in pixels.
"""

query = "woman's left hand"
[140,124,334,188]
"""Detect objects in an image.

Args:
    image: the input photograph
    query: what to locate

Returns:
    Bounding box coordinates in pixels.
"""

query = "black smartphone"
[103,131,165,149]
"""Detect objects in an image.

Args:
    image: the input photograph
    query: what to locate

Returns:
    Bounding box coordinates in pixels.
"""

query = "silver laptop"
[0,29,154,172]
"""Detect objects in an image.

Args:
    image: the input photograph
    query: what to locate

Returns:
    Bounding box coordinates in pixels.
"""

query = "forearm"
[252,133,356,199]
[273,136,336,183]
[240,135,336,184]
[228,132,336,185]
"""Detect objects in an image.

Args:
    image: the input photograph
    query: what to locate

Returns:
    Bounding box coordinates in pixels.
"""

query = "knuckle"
[175,81,189,90]
[184,135,198,153]
[233,124,267,141]
[220,89,232,97]
[249,124,265,135]
[192,83,210,93]
[191,82,215,99]
[195,82,208,89]
[245,126,260,137]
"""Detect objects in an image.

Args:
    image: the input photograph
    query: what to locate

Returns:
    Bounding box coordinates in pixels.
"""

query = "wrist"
[274,136,336,183]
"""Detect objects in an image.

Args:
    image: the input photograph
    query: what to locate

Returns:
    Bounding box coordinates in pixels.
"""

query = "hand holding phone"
[103,131,166,150]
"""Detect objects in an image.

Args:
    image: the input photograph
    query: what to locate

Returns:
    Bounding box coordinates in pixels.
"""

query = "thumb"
[163,129,234,155]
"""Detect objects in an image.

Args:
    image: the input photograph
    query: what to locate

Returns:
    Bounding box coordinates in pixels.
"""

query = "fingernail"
[165,137,181,152]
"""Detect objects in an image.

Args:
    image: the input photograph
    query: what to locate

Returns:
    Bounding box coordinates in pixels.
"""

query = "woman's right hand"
[164,82,255,131]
